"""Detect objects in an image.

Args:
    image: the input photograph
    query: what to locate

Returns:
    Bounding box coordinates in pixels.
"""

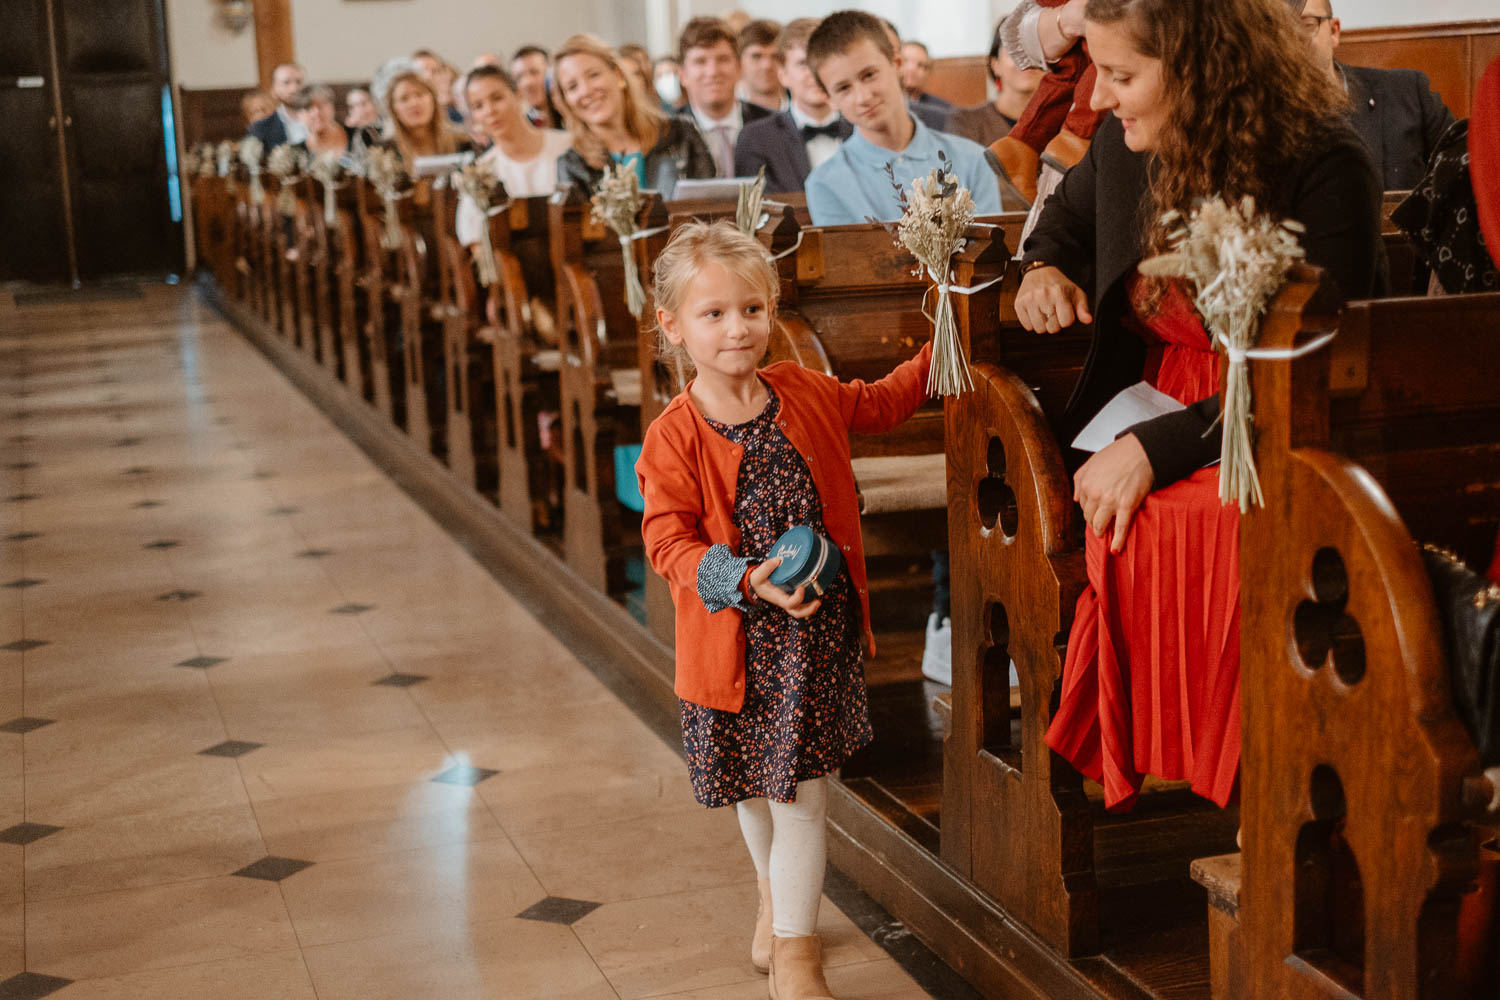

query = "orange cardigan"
[636,342,933,712]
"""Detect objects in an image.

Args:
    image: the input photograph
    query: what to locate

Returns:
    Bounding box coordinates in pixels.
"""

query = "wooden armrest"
[852,454,947,514]
[1190,853,1241,914]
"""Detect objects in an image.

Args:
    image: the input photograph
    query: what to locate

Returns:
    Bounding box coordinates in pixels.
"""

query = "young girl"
[635,222,932,1000]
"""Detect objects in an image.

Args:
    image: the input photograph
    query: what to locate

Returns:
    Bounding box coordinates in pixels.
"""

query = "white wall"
[165,0,1495,90]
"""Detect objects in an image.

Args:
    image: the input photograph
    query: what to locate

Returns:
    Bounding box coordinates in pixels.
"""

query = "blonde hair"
[382,71,461,164]
[552,34,665,170]
[653,221,780,370]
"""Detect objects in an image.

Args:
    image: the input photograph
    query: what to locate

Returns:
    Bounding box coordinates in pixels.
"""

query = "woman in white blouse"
[455,65,573,250]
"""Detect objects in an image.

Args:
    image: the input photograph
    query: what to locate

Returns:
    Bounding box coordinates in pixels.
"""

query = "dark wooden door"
[0,0,181,284]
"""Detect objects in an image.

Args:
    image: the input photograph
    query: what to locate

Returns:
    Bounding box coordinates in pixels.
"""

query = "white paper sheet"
[1071,381,1185,453]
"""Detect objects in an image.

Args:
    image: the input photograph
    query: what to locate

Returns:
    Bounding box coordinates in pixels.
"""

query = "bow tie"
[800,122,842,141]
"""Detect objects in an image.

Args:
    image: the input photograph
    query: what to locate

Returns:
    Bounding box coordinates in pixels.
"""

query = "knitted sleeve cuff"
[697,544,757,614]
[1002,1,1050,71]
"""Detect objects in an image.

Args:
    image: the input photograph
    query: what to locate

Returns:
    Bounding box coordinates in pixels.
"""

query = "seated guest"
[738,19,788,111]
[553,34,715,196]
[1017,0,1382,810]
[412,49,465,127]
[804,11,1003,226]
[806,10,1005,684]
[289,84,374,161]
[619,44,656,102]
[734,18,852,194]
[241,90,275,132]
[512,46,562,129]
[878,20,946,131]
[343,87,380,131]
[455,66,572,249]
[944,25,1045,148]
[678,17,773,178]
[381,70,471,209]
[899,40,952,120]
[654,57,686,111]
[246,62,307,148]
[1299,0,1455,191]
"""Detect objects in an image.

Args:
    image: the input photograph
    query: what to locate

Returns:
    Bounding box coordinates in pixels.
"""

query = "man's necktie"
[711,125,735,178]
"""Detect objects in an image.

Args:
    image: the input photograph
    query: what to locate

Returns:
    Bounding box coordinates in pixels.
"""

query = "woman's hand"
[1015,266,1093,333]
[1074,433,1154,553]
[1039,0,1090,62]
[747,558,822,619]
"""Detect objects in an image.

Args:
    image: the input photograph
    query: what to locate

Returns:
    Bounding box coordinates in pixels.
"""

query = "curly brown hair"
[1084,0,1345,260]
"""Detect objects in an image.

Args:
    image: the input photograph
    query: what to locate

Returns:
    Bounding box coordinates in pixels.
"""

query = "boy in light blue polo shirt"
[804,10,1004,226]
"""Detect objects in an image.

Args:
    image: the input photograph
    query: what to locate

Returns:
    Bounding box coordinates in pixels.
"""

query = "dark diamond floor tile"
[232,856,313,882]
[250,470,275,480]
[122,466,150,475]
[372,672,427,688]
[0,717,54,734]
[331,603,374,615]
[3,533,40,542]
[516,896,601,926]
[113,437,142,447]
[268,506,300,516]
[199,740,264,758]
[4,495,38,503]
[5,462,35,471]
[432,765,499,787]
[0,971,74,999]
[296,548,332,558]
[133,499,163,509]
[2,579,42,589]
[8,435,33,444]
[0,823,62,845]
[143,539,180,550]
[176,655,227,669]
[213,416,234,426]
[157,589,200,602]
[0,640,48,652]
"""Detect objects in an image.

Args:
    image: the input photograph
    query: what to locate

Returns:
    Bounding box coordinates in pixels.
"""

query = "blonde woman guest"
[552,34,714,197]
[455,66,573,249]
[380,70,471,211]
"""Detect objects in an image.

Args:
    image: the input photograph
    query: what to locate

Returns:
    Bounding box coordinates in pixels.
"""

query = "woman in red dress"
[1011,0,1385,809]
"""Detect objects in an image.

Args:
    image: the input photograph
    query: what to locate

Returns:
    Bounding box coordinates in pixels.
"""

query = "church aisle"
[0,285,935,1000]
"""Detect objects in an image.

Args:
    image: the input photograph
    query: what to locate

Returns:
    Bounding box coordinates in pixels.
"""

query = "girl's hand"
[747,558,822,619]
[1074,433,1154,553]
[1015,266,1093,334]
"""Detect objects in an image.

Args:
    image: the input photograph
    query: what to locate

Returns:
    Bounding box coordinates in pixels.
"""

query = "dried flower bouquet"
[589,163,648,318]
[451,160,508,288]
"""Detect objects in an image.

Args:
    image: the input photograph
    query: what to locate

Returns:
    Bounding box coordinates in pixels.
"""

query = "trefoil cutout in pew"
[767,526,844,598]
[308,152,346,228]
[239,136,265,206]
[589,162,653,318]
[876,153,992,397]
[266,144,307,219]
[1139,195,1315,513]
[361,146,411,252]
[451,161,508,288]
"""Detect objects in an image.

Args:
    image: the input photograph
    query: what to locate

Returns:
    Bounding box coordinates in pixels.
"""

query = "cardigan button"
[842,544,850,552]
[733,680,743,689]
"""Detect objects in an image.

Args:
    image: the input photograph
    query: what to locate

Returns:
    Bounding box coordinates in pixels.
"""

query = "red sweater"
[636,342,933,712]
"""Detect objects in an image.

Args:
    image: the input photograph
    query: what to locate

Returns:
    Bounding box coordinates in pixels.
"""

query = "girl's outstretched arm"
[837,340,934,435]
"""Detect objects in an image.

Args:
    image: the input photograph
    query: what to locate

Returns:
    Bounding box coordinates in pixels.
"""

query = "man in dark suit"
[246,62,307,149]
[734,18,853,194]
[679,16,773,177]
[1300,0,1454,190]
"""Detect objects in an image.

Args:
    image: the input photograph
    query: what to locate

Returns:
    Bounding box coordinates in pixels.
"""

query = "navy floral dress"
[682,387,873,808]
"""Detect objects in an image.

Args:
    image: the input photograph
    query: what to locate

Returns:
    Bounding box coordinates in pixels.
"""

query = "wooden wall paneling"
[1472,31,1500,94]
[252,0,294,91]
[1336,34,1473,117]
[178,83,365,145]
[925,55,988,110]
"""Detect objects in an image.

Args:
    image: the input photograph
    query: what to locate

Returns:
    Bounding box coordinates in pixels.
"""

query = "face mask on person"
[656,71,682,105]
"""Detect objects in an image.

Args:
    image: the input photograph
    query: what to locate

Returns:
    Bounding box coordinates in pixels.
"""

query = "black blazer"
[1342,62,1455,192]
[247,110,290,149]
[556,115,716,196]
[734,110,853,194]
[1021,115,1384,486]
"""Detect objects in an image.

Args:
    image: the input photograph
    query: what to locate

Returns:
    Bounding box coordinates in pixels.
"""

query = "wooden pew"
[550,185,647,597]
[354,180,415,429]
[1198,277,1500,998]
[301,177,362,385]
[390,187,451,462]
[187,173,238,291]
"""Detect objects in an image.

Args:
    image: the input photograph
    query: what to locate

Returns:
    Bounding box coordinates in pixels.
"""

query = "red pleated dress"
[1044,276,1241,811]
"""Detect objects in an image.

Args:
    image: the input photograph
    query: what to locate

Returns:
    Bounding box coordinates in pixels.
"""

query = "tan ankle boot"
[751,878,773,973]
[768,934,835,1000]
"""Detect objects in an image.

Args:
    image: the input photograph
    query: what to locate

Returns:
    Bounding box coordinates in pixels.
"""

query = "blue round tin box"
[767,526,843,597]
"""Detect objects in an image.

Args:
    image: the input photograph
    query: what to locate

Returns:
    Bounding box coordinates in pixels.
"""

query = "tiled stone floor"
[0,284,936,999]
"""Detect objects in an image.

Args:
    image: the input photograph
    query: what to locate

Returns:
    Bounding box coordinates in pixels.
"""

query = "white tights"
[734,776,828,938]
